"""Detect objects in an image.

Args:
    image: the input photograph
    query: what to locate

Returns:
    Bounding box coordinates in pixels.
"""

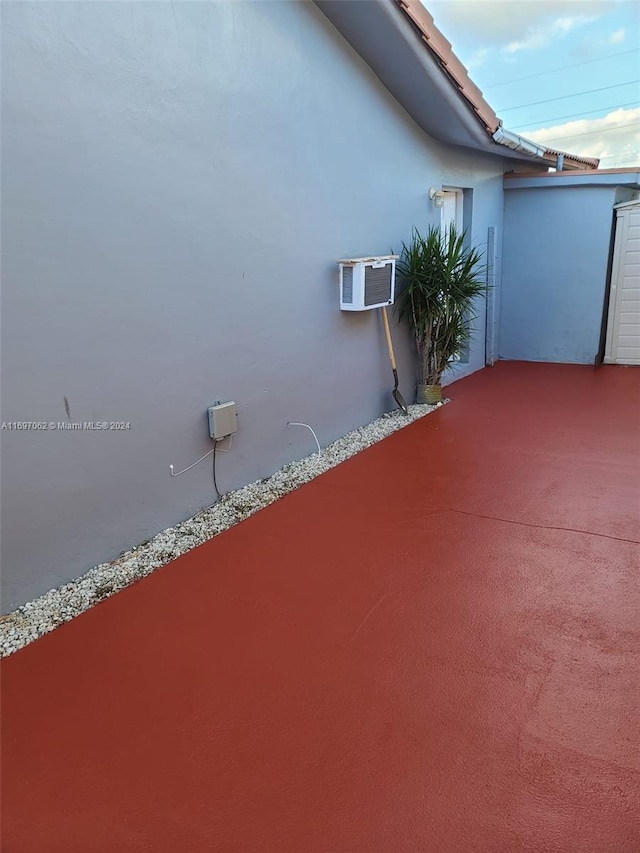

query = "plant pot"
[417,383,442,404]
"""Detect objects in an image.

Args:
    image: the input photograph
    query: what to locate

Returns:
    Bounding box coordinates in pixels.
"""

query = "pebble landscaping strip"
[0,401,444,657]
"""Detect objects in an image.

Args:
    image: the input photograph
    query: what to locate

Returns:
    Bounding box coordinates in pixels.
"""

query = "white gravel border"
[0,401,445,657]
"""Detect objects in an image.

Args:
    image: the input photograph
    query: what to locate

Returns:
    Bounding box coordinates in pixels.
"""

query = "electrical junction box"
[207,401,238,440]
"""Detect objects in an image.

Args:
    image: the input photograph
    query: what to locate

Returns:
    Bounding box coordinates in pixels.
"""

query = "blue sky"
[428,0,639,166]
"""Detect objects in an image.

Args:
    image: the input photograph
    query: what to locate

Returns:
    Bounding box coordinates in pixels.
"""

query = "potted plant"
[395,224,486,403]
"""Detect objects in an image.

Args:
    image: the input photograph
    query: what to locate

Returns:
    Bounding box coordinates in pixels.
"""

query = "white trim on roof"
[614,198,640,210]
[492,128,546,159]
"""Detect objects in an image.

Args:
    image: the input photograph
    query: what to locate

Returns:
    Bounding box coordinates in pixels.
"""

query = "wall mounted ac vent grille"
[342,267,353,304]
[364,265,392,306]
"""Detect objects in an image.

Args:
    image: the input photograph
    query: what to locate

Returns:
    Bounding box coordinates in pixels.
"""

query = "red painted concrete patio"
[2,362,639,852]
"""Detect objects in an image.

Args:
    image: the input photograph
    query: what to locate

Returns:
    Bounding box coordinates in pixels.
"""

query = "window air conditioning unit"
[338,255,398,311]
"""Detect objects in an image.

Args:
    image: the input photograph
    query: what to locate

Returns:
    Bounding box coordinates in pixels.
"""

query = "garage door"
[605,199,640,365]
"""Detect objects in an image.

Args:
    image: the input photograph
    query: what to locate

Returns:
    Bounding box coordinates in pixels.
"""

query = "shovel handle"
[381,306,397,371]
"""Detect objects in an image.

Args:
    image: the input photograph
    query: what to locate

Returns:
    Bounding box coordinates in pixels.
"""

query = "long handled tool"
[381,306,409,415]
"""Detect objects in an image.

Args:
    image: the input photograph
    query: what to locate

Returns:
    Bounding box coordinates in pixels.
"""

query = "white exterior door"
[604,200,640,365]
[440,189,463,233]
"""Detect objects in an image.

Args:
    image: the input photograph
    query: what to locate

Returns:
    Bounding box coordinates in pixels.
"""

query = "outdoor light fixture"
[429,187,445,208]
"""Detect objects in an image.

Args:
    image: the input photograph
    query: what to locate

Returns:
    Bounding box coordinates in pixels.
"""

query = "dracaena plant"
[395,224,486,386]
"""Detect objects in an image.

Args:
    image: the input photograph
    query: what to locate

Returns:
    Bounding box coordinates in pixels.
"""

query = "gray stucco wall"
[1,0,505,609]
[500,183,638,364]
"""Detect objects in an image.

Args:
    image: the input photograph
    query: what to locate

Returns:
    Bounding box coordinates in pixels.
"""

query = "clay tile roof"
[396,0,499,134]
[395,0,600,170]
[541,148,600,170]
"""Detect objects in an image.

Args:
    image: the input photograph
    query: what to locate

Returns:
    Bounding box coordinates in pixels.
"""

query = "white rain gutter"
[492,126,547,159]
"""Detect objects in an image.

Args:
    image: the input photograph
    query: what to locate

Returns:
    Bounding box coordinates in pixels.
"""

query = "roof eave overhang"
[503,168,640,189]
[314,0,598,170]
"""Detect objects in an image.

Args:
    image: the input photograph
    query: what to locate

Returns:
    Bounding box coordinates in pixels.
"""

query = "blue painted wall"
[500,183,638,364]
[1,0,506,608]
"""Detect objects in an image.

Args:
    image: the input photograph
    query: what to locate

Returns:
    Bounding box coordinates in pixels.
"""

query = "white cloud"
[554,14,594,35]
[428,0,612,46]
[466,47,490,69]
[504,32,545,54]
[608,27,626,43]
[522,107,640,166]
[504,14,597,53]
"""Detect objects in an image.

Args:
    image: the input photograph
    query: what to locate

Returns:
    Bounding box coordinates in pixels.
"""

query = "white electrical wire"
[169,435,233,477]
[287,422,321,460]
[169,447,216,478]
